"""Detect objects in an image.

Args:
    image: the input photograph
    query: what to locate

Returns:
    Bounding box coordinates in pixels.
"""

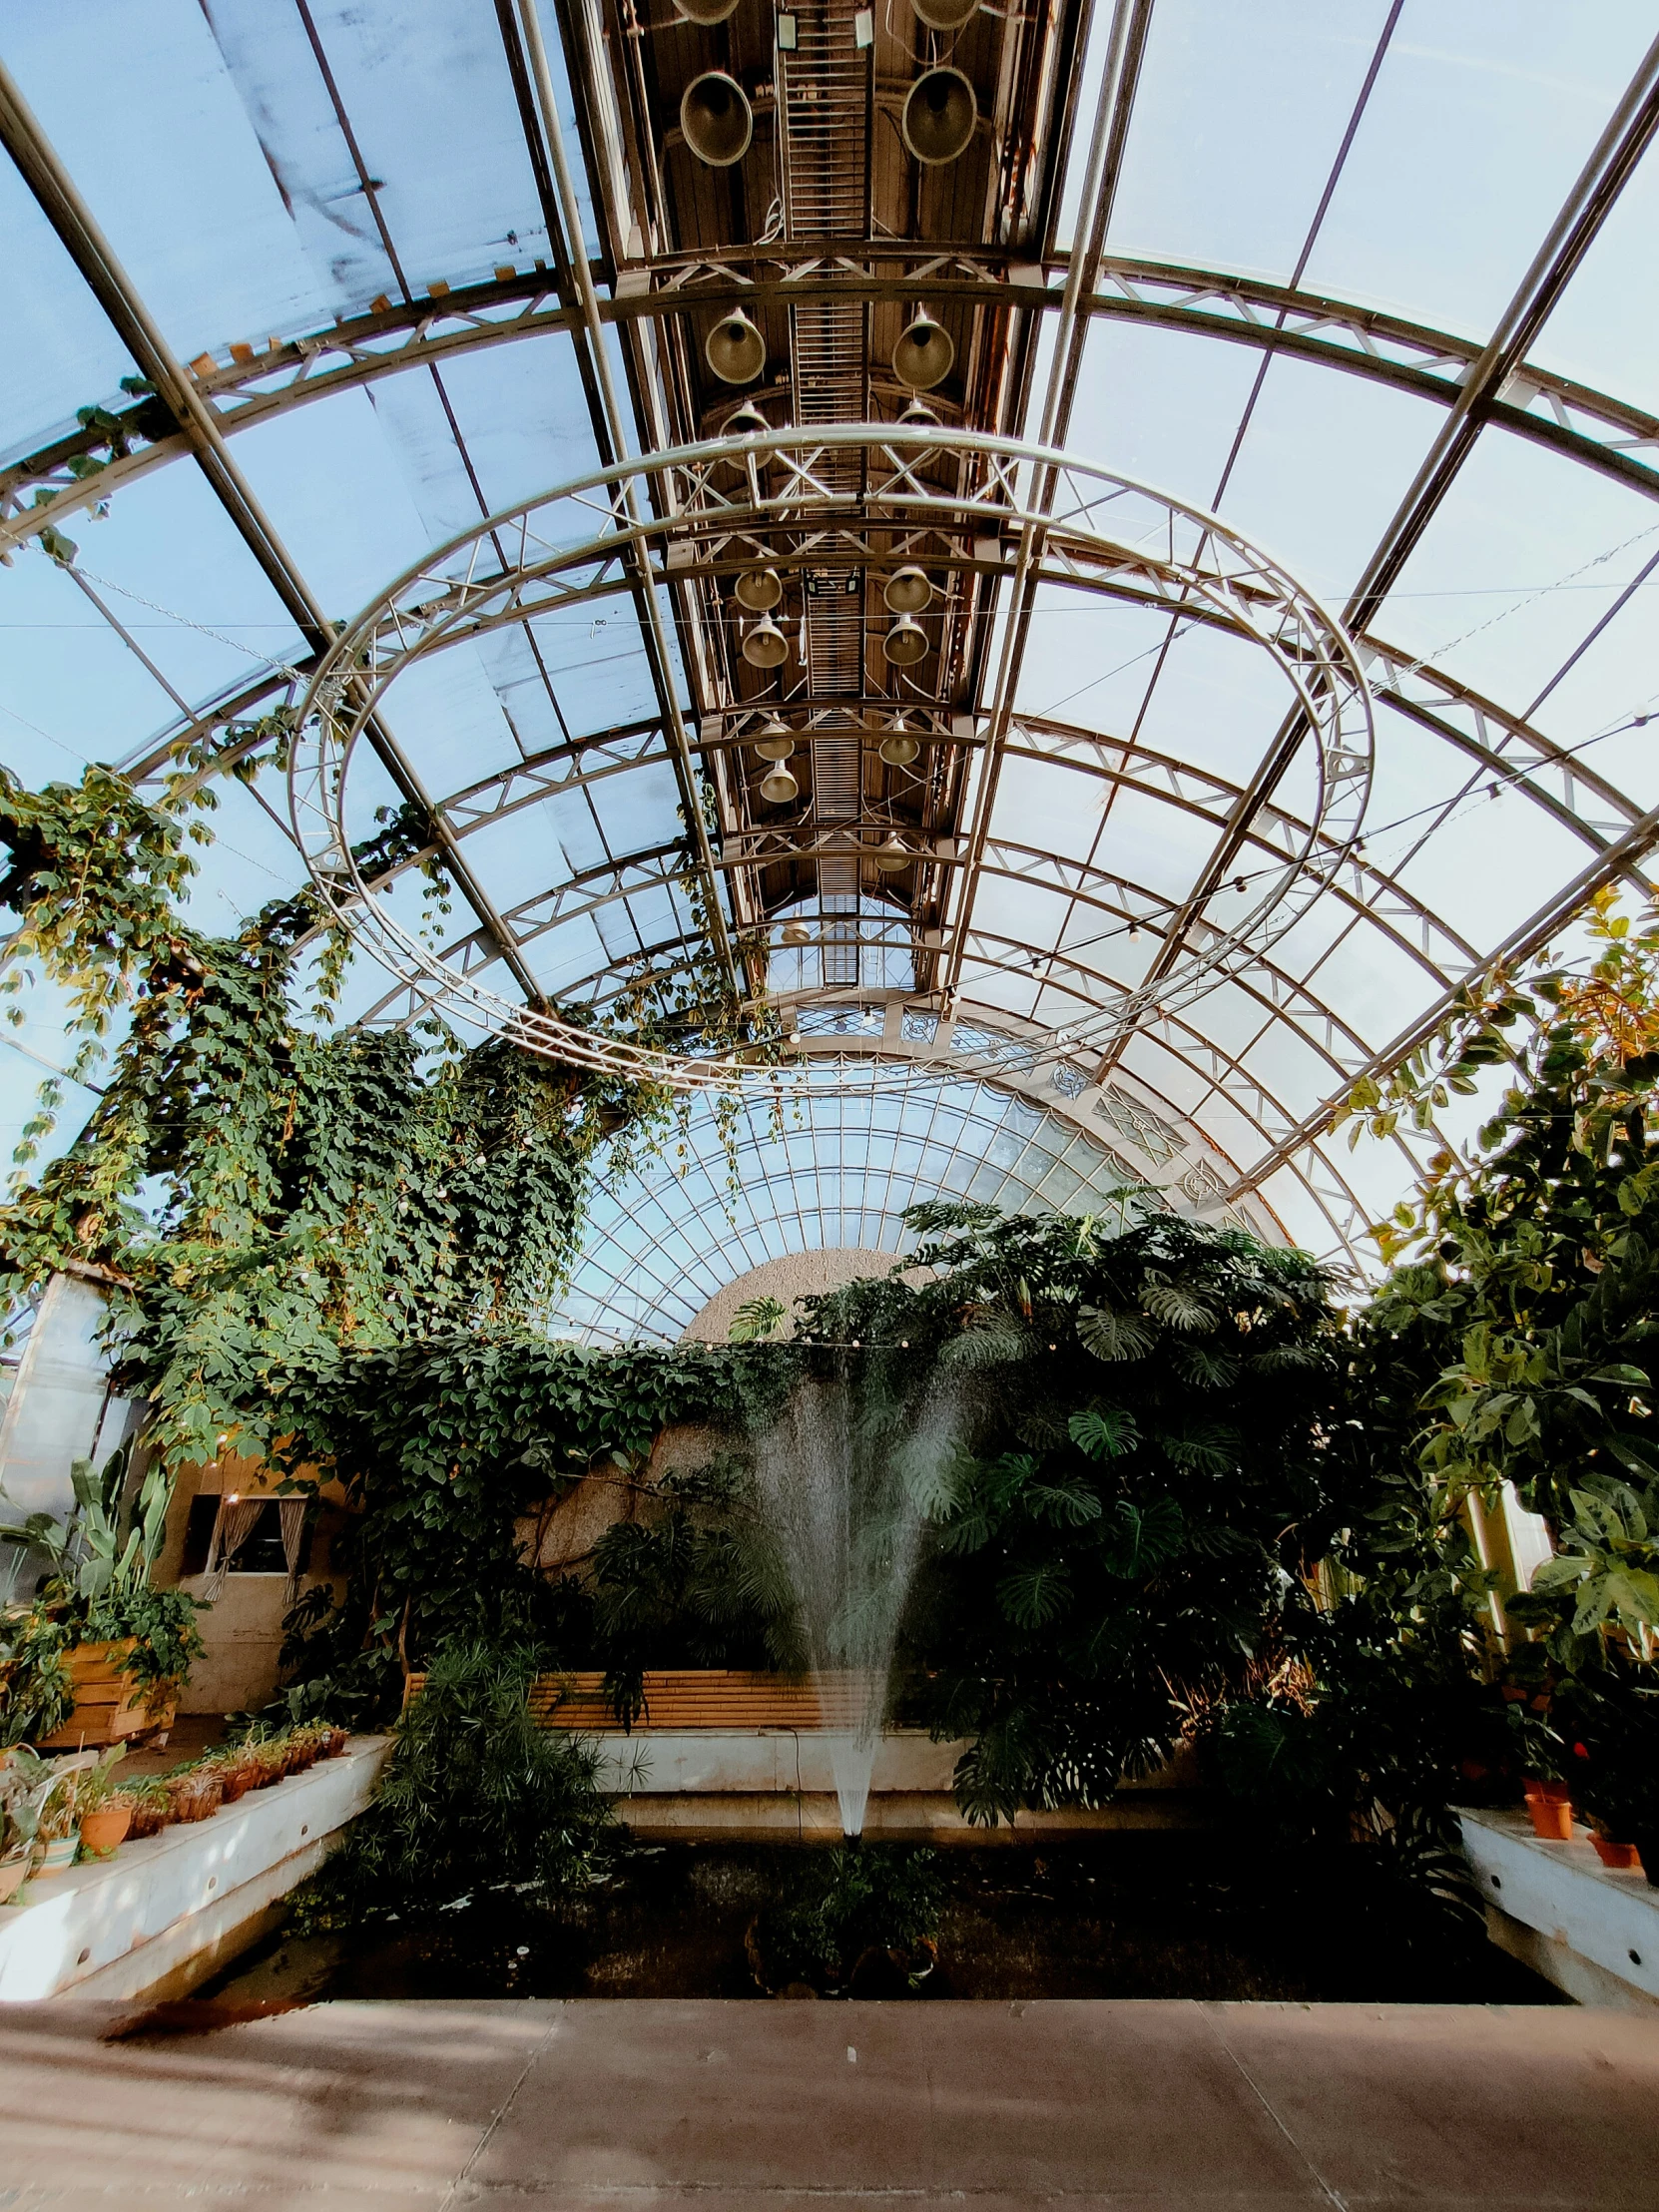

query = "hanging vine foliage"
[0,758,705,1482]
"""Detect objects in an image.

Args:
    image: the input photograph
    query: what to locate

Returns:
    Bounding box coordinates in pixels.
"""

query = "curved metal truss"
[288,422,1374,1089]
[7,250,1659,568]
[6,3,1659,1291]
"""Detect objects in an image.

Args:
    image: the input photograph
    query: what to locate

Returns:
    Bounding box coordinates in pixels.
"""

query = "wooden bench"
[401,1668,875,1731]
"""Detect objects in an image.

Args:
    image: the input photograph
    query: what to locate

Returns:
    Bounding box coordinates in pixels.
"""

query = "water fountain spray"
[745,1350,966,1835]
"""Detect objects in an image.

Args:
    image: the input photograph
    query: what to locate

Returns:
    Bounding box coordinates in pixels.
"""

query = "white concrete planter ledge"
[1459,1806,1659,2012]
[0,1735,389,2003]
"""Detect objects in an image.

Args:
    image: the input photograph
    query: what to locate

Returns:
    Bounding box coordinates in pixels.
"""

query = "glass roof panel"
[1375,429,1659,712]
[1296,4,1659,335]
[1106,1,1397,284]
[6,1,340,377]
[202,0,551,312]
[1531,136,1659,413]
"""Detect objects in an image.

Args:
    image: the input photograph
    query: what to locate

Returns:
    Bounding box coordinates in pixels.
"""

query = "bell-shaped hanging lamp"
[735,566,783,613]
[675,0,740,21]
[883,565,932,615]
[897,396,939,428]
[882,615,928,667]
[754,717,795,761]
[910,0,979,28]
[874,833,910,872]
[742,612,790,668]
[901,69,977,166]
[723,398,770,436]
[707,309,767,384]
[781,917,811,946]
[681,73,754,167]
[892,312,953,391]
[878,722,921,767]
[760,764,800,805]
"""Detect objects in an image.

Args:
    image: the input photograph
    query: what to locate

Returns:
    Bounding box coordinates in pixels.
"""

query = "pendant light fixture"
[910,0,978,26]
[892,312,953,391]
[878,721,920,767]
[897,397,938,428]
[741,612,789,668]
[706,309,767,383]
[735,566,783,613]
[723,398,770,437]
[882,615,928,667]
[901,69,977,166]
[681,72,753,167]
[883,566,932,615]
[760,764,800,805]
[874,833,909,872]
[754,717,795,761]
[781,917,811,946]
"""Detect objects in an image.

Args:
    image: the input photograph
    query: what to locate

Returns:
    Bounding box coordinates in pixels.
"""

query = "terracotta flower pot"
[1591,1834,1640,1870]
[164,1772,224,1824]
[321,1727,347,1758]
[124,1794,169,1839]
[78,1804,132,1856]
[215,1759,260,1803]
[1523,1780,1574,1841]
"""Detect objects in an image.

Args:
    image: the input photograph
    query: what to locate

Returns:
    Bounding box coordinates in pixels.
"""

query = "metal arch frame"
[553,1067,1158,1348]
[0,53,549,1007]
[285,421,1375,1088]
[1106,31,1659,1066]
[9,249,1659,571]
[388,876,1394,1264]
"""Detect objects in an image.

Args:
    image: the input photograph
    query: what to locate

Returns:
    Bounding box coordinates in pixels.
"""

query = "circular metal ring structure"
[288,423,1374,1093]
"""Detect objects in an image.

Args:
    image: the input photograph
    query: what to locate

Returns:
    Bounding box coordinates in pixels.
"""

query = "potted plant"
[0,1443,203,1750]
[0,1749,55,1903]
[33,1767,82,1874]
[1504,1690,1575,1839]
[1556,1666,1659,1880]
[207,1746,263,1803]
[163,1761,225,1825]
[73,1746,132,1856]
[119,1779,171,1839]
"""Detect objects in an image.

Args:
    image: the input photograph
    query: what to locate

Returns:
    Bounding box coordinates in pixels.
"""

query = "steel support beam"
[10,253,1659,569]
[1101,28,1659,1072]
[0,54,544,1005]
[1222,792,1659,1202]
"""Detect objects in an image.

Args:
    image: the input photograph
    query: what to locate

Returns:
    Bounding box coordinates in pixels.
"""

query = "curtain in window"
[201,1495,265,1603]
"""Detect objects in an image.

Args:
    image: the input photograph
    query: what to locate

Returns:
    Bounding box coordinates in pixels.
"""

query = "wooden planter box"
[36,1640,175,1750]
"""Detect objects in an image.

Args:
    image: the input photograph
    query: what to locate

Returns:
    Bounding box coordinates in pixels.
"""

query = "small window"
[180,1496,291,1577]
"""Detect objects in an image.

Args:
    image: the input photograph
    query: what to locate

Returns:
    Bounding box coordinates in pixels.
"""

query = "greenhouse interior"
[2,1,1659,2202]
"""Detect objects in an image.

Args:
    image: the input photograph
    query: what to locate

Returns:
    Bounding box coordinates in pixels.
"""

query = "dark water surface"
[201,1835,1560,2008]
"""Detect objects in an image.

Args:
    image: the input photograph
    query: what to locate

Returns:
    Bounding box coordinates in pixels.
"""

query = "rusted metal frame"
[1221,789,1659,1204]
[0,53,543,1008]
[938,0,1151,1001]
[14,257,1659,568]
[1117,33,1659,1059]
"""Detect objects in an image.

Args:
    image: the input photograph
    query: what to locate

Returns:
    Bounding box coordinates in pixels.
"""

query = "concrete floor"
[1,1998,1655,2209]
